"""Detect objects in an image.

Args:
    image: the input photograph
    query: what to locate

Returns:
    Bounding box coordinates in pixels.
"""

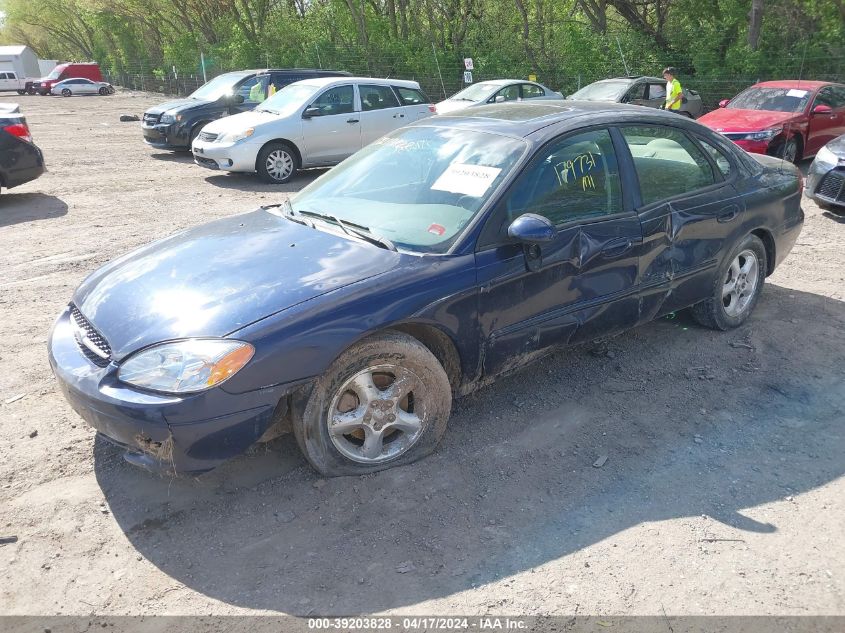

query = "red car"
[698,80,845,163]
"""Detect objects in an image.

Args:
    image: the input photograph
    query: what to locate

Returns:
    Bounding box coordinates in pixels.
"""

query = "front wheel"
[61,88,71,97]
[775,136,800,164]
[293,331,452,477]
[256,142,298,183]
[691,234,767,330]
[16,90,25,95]
[98,87,109,95]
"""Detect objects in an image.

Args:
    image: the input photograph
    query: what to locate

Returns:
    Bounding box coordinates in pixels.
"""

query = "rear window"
[394,86,428,105]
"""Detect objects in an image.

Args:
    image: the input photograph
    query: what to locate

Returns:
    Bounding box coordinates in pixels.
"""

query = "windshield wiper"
[298,210,397,251]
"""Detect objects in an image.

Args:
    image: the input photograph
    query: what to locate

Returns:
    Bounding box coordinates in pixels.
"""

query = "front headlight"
[118,339,254,394]
[217,127,254,143]
[159,112,183,124]
[737,127,781,141]
[815,144,839,167]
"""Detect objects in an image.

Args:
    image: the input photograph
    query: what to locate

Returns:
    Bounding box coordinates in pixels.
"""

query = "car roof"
[294,76,421,89]
[753,80,836,90]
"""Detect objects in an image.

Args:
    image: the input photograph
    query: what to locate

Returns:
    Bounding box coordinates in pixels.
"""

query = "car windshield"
[189,72,249,101]
[256,83,321,115]
[727,87,813,113]
[45,66,67,80]
[289,126,527,253]
[569,80,630,101]
[448,82,499,102]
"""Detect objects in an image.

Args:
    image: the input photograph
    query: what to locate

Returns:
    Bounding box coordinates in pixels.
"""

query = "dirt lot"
[1,90,843,619]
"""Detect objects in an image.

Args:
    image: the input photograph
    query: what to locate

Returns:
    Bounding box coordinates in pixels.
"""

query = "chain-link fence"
[100,44,845,112]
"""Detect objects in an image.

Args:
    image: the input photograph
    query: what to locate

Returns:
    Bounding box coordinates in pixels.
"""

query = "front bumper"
[191,138,258,172]
[142,122,188,150]
[727,138,771,155]
[48,306,291,474]
[805,159,845,209]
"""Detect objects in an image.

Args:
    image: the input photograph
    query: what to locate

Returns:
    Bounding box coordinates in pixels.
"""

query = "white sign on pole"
[463,71,473,84]
[464,58,474,70]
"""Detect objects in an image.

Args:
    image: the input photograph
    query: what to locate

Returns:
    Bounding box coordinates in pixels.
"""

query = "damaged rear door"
[617,124,747,321]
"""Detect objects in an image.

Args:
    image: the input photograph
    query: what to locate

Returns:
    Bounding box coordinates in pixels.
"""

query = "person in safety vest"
[662,66,683,112]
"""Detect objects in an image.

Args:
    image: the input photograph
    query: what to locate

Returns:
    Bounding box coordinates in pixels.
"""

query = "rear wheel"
[293,331,452,477]
[61,88,71,97]
[16,90,25,95]
[257,142,298,183]
[691,234,767,330]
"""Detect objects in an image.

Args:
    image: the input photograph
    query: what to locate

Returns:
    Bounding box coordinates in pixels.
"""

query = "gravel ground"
[0,91,843,618]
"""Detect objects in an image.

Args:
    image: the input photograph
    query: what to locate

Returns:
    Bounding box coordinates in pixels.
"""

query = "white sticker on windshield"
[431,163,502,197]
[786,89,808,98]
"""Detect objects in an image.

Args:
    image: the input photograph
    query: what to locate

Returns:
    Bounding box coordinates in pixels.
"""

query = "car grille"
[198,131,218,142]
[143,113,160,125]
[69,304,112,367]
[816,170,845,202]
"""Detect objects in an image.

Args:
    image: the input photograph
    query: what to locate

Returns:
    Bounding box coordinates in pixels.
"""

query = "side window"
[697,137,733,178]
[8,72,15,79]
[832,86,845,108]
[0,73,7,79]
[238,76,265,103]
[620,126,716,205]
[502,128,623,226]
[648,83,666,100]
[625,83,647,101]
[360,84,400,111]
[492,85,520,103]
[394,87,427,105]
[310,85,354,116]
[813,88,835,108]
[521,84,545,99]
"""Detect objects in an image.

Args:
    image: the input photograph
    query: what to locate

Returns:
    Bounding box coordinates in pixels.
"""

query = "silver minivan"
[192,77,433,183]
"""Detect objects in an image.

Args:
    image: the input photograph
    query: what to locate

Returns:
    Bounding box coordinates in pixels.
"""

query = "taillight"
[3,123,32,143]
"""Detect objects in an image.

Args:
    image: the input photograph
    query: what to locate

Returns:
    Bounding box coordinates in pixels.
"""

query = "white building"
[0,45,42,79]
[38,59,59,76]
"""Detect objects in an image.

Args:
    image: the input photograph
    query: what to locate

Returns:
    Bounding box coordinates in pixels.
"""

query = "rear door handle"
[346,118,359,124]
[601,238,633,258]
[717,205,740,223]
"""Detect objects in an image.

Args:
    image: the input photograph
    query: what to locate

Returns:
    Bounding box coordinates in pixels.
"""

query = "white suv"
[192,77,433,183]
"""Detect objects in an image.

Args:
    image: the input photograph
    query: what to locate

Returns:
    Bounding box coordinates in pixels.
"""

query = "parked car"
[0,110,45,194]
[0,70,28,95]
[805,133,845,210]
[568,76,704,118]
[698,80,845,163]
[50,78,114,97]
[141,68,350,151]
[435,79,562,114]
[192,77,433,183]
[49,101,803,477]
[28,62,103,95]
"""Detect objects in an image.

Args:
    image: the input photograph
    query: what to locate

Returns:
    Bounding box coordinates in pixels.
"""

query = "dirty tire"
[775,136,800,164]
[61,89,71,97]
[257,142,298,184]
[98,87,109,96]
[691,234,767,331]
[293,330,452,477]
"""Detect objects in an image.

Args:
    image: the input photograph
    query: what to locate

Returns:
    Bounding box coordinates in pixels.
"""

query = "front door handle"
[346,118,359,124]
[717,205,740,223]
[601,238,633,258]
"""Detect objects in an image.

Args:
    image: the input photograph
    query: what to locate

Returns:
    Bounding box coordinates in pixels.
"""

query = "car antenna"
[615,37,631,76]
[780,41,808,173]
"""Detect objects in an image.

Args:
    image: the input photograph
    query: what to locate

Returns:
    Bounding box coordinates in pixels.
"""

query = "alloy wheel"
[722,249,759,317]
[327,364,426,464]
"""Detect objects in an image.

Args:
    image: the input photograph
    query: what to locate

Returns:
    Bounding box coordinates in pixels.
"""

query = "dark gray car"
[805,133,845,210]
[569,76,704,118]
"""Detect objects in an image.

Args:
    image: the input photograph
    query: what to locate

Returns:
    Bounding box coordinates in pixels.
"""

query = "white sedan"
[51,78,114,97]
[435,79,563,114]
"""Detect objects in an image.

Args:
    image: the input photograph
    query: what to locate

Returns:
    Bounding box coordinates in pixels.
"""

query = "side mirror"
[508,213,555,272]
[812,104,833,115]
[302,106,321,119]
[232,94,245,104]
[494,95,506,103]
[718,99,730,108]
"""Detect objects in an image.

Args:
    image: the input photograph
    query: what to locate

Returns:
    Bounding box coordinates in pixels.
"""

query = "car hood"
[435,99,478,114]
[201,109,280,134]
[824,133,845,156]
[699,108,799,132]
[73,209,401,359]
[145,98,211,116]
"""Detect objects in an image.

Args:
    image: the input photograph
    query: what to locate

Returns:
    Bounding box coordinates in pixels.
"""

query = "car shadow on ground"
[204,169,327,193]
[0,192,68,228]
[148,152,194,163]
[95,284,845,614]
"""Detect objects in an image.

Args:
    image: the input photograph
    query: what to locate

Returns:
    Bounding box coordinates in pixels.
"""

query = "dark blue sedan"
[49,102,804,477]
